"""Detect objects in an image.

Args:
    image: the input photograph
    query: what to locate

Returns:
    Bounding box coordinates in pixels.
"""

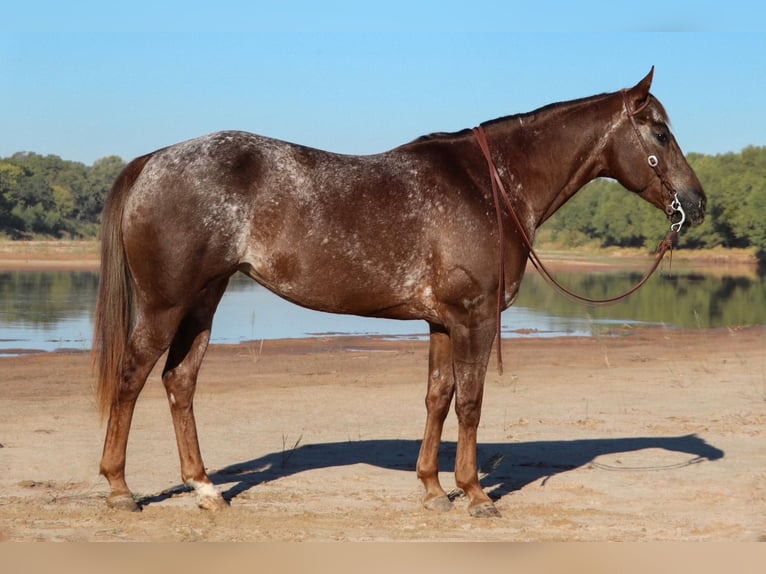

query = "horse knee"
[426,367,453,404]
[425,389,452,413]
[455,399,482,428]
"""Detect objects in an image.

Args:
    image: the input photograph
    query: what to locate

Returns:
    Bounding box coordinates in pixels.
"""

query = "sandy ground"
[1,326,765,541]
[1,242,765,541]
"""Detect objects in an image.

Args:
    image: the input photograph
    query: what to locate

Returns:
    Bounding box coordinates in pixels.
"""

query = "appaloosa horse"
[93,68,705,517]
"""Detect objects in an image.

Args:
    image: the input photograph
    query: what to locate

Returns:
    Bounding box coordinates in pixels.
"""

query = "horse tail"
[92,153,153,421]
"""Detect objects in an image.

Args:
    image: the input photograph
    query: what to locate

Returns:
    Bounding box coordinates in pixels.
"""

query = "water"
[1,268,765,356]
[0,271,97,355]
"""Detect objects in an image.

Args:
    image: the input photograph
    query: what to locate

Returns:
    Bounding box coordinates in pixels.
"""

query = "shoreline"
[0,240,100,271]
[4,324,763,361]
[0,239,760,273]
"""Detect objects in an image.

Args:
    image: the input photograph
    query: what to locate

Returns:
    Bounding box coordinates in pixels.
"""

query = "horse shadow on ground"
[139,434,724,508]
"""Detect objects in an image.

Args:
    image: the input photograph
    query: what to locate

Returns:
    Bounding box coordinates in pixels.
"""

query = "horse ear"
[626,66,654,111]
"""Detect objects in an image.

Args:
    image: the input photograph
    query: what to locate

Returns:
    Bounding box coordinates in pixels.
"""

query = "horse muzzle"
[672,188,706,228]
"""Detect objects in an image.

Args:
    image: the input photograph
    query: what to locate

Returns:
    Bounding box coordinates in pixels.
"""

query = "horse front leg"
[451,320,501,518]
[416,324,456,512]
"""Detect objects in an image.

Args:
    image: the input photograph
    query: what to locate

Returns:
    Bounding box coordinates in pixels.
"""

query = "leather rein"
[473,91,686,372]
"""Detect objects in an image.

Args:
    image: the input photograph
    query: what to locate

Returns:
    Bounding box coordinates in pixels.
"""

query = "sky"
[2,2,765,165]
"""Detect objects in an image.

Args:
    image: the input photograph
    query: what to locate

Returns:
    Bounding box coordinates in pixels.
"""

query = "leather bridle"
[621,89,686,232]
[473,93,685,372]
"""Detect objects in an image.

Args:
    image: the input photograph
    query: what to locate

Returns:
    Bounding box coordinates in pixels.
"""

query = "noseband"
[474,94,685,372]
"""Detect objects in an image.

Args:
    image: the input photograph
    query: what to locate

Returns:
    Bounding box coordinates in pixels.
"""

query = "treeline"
[1,146,765,251]
[0,153,125,238]
[546,145,766,254]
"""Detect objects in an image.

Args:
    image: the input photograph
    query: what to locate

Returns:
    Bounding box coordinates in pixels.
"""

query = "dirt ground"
[1,326,765,541]
[1,243,765,541]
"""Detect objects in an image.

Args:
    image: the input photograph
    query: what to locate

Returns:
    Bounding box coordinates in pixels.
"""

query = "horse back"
[122,130,502,320]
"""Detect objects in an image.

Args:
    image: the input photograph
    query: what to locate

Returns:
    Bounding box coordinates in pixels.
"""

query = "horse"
[93,68,705,517]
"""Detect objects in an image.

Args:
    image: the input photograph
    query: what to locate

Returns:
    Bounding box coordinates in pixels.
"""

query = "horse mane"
[410,89,668,145]
[409,128,474,145]
[481,91,615,129]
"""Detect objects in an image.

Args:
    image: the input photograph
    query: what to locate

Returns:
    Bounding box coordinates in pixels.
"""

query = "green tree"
[82,156,125,222]
[0,152,126,237]
[0,162,25,232]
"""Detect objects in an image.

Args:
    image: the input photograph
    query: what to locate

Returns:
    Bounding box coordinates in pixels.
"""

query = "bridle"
[621,89,686,233]
[473,92,686,372]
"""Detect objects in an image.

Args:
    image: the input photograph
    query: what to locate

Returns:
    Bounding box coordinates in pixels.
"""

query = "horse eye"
[655,131,669,144]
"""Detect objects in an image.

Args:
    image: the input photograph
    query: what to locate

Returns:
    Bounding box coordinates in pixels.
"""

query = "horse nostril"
[693,197,707,224]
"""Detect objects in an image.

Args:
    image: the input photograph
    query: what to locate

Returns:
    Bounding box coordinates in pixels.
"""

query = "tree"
[0,162,25,233]
[82,156,125,222]
[0,152,126,237]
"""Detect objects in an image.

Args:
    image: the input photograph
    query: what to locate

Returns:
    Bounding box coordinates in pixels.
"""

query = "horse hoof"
[106,494,140,512]
[469,501,501,518]
[423,494,453,513]
[198,494,229,511]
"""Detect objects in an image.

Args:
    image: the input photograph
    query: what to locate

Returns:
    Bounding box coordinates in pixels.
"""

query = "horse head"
[605,67,706,229]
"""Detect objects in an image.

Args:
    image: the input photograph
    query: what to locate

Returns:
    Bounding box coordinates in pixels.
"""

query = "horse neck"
[483,94,617,227]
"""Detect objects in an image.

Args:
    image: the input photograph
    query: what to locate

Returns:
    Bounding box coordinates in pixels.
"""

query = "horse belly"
[239,233,434,320]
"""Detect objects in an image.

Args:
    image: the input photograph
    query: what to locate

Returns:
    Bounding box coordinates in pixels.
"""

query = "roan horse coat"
[94,69,705,517]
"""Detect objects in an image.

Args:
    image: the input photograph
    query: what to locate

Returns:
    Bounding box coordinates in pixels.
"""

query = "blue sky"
[2,2,764,165]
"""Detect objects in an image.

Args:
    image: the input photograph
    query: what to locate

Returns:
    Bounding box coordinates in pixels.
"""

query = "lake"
[1,266,765,355]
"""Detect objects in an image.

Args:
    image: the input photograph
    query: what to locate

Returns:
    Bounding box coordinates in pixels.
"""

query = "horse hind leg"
[161,277,230,511]
[100,307,185,511]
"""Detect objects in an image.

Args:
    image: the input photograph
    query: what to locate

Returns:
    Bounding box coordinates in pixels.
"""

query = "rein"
[473,94,684,372]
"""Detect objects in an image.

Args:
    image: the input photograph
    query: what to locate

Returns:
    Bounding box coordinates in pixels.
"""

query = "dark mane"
[410,128,474,145]
[411,90,670,146]
[482,91,614,128]
[411,92,615,145]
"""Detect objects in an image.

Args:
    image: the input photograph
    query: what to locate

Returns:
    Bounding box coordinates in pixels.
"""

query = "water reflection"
[0,271,98,353]
[518,270,766,330]
[1,268,764,355]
